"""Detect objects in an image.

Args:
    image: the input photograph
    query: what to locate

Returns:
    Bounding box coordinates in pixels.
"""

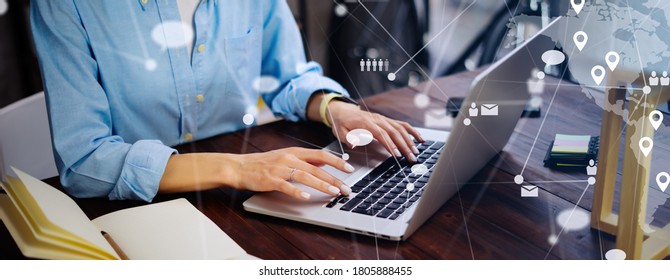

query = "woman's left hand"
[326,101,425,162]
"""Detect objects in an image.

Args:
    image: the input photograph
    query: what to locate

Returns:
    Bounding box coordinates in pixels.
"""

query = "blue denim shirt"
[31,0,347,201]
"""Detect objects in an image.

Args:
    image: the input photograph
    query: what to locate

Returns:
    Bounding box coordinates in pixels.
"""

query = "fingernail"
[409,154,418,162]
[300,192,311,200]
[412,146,420,155]
[341,184,352,195]
[328,185,341,195]
[393,148,402,157]
[344,163,355,173]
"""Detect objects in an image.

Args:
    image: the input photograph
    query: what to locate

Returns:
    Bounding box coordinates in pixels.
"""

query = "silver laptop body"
[244,18,559,241]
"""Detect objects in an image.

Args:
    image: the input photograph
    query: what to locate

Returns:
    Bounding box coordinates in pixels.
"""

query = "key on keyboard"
[337,140,445,220]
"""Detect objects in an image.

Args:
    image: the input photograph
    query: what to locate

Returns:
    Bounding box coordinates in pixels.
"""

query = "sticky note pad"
[552,134,590,154]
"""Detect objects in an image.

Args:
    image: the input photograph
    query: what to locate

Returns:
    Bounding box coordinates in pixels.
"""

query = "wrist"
[215,153,242,188]
[319,93,345,127]
[159,153,238,193]
[326,100,358,123]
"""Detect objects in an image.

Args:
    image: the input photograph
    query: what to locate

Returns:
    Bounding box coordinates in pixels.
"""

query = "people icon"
[527,68,545,95]
[661,71,670,86]
[360,58,390,72]
[468,102,479,117]
[649,71,659,86]
[586,159,597,176]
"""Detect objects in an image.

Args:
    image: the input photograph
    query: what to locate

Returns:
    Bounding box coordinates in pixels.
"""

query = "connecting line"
[94,44,147,63]
[580,0,663,254]
[485,0,525,65]
[301,26,392,258]
[279,132,332,151]
[125,0,150,60]
[543,181,592,259]
[323,95,348,157]
[456,185,476,260]
[299,30,388,260]
[240,128,251,154]
[596,199,605,260]
[528,180,590,184]
[607,88,653,170]
[481,79,645,91]
[307,7,424,254]
[518,70,565,176]
[429,113,476,259]
[313,3,421,175]
[615,0,669,60]
[304,6,374,161]
[466,180,589,185]
[353,0,461,101]
[636,0,670,30]
[323,10,423,202]
[623,0,668,84]
[621,0,659,245]
[294,39,394,260]
[354,0,422,71]
[389,0,478,74]
[519,1,598,177]
[623,89,647,251]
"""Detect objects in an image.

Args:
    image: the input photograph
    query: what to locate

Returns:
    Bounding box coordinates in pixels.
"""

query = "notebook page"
[0,194,98,259]
[11,168,118,259]
[92,198,250,260]
[3,177,115,259]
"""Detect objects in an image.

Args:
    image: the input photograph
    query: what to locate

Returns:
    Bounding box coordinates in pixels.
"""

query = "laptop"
[244,18,560,241]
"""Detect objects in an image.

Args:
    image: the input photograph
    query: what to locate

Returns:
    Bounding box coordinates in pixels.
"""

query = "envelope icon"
[521,185,538,197]
[424,109,453,129]
[481,104,498,116]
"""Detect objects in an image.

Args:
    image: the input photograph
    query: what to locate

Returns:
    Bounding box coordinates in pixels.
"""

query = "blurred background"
[0,0,570,108]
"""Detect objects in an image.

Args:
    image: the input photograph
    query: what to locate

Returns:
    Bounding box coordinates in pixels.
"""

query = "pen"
[101,231,129,260]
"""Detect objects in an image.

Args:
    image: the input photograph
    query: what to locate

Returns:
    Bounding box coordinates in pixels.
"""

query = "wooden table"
[2,69,669,259]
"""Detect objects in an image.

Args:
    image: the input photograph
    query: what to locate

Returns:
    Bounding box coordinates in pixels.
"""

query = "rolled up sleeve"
[112,140,176,201]
[31,0,175,202]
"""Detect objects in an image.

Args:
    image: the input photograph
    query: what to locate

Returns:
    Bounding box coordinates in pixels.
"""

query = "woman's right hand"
[227,147,355,200]
[159,147,355,200]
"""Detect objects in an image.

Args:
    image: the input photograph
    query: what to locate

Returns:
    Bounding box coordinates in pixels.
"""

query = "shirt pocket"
[223,26,262,94]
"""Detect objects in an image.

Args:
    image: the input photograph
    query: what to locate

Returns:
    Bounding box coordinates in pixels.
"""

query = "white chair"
[0,92,58,181]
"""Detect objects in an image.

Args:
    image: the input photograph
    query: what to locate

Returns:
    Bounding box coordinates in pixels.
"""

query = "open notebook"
[0,167,259,260]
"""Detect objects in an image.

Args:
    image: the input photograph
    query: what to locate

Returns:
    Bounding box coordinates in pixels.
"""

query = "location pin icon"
[573,31,588,51]
[571,0,585,15]
[657,172,669,192]
[649,110,663,131]
[639,137,653,157]
[606,51,620,71]
[591,65,606,86]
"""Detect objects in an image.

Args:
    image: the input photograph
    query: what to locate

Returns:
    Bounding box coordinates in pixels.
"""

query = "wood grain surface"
[2,68,668,259]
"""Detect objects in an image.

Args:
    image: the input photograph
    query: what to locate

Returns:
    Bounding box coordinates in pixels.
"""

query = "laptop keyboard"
[326,140,445,220]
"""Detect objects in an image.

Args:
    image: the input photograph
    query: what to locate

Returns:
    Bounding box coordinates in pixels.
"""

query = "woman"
[31,0,422,202]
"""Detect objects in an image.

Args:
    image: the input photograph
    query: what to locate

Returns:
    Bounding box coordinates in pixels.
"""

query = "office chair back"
[0,92,58,181]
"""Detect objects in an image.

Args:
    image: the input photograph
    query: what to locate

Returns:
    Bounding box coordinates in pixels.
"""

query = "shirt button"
[141,0,148,4]
[184,133,193,141]
[197,44,206,53]
[196,94,204,103]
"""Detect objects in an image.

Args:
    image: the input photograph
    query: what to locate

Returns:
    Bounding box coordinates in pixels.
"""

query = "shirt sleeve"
[259,0,349,122]
[31,0,176,202]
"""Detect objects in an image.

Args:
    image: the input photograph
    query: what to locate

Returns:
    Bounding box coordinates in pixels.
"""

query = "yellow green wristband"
[319,93,342,128]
